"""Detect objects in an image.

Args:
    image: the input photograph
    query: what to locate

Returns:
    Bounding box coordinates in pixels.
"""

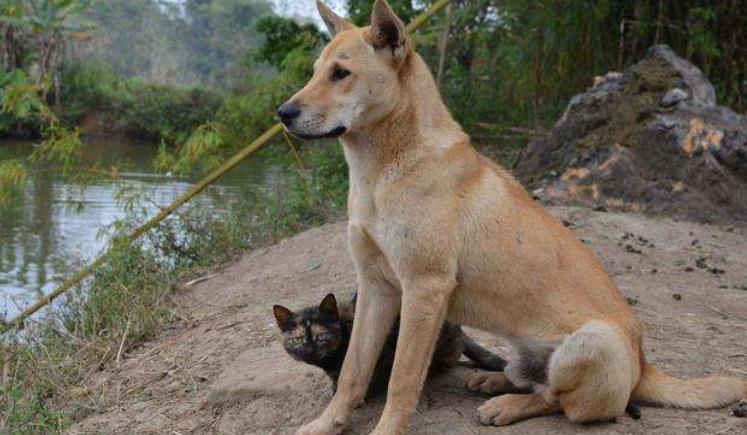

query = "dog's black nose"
[277,102,301,125]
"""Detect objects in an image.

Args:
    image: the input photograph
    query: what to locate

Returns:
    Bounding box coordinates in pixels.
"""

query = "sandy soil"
[70,206,747,434]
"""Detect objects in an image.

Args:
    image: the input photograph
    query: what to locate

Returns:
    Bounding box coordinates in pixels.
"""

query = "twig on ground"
[184,272,221,288]
[116,319,130,367]
[703,303,746,321]
[216,320,249,331]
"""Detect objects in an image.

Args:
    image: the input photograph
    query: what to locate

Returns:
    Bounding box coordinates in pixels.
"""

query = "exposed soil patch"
[70,207,747,434]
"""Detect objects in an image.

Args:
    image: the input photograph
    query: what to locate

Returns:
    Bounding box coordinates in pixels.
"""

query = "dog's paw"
[296,417,343,435]
[477,395,518,426]
[466,370,511,395]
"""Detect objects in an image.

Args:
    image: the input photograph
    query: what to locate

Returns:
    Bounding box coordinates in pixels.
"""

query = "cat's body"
[273,293,506,392]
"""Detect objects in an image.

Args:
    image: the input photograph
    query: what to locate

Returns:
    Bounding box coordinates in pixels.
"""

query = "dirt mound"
[69,208,747,434]
[515,45,747,225]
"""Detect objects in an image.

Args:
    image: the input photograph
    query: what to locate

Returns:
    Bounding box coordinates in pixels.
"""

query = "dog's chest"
[348,191,410,286]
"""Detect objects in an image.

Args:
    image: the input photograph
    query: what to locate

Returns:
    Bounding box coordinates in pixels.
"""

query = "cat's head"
[273,293,346,365]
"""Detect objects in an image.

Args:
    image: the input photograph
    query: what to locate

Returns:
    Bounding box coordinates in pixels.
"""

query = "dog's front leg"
[371,276,455,435]
[297,274,400,435]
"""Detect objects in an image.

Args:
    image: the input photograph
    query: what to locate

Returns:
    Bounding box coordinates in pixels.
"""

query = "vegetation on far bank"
[2,0,747,432]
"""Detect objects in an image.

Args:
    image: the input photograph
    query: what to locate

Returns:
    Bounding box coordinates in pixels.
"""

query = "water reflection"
[0,138,276,319]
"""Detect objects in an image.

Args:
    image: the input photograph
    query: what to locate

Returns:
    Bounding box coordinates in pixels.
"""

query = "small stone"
[661,88,689,107]
[626,297,639,306]
[625,244,643,254]
[733,399,747,417]
[684,266,694,272]
[651,268,658,274]
[696,256,708,269]
[672,293,682,301]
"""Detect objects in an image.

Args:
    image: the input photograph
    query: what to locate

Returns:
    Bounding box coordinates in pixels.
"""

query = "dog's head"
[277,0,412,140]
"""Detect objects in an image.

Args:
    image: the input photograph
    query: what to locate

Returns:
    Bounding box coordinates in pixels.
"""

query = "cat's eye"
[289,336,305,345]
[331,66,351,82]
[315,332,330,341]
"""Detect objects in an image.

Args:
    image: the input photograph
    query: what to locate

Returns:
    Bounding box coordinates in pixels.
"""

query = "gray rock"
[647,44,716,106]
[661,88,689,107]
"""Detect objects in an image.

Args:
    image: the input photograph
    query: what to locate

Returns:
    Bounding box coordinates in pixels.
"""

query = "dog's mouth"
[286,126,347,141]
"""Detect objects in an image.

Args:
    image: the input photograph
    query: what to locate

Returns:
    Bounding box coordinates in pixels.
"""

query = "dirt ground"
[70,206,747,434]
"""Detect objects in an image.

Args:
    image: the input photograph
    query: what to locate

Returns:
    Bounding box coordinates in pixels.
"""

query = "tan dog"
[277,1,747,433]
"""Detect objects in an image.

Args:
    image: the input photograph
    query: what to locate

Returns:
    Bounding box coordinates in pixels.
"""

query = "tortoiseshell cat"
[273,293,507,392]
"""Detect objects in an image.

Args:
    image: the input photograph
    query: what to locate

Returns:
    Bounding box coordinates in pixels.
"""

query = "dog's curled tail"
[462,337,507,372]
[632,363,746,409]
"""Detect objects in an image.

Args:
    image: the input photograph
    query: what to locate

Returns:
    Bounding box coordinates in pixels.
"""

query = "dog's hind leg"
[544,320,640,423]
[476,320,639,426]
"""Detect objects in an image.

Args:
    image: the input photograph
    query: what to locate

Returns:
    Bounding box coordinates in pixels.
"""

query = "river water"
[0,138,278,321]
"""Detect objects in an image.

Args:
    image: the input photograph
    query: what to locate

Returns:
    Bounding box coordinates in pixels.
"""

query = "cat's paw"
[466,369,532,396]
[467,370,512,395]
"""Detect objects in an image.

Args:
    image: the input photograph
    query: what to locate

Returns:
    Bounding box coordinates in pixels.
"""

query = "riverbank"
[0,140,348,432]
[0,138,280,319]
[68,206,747,434]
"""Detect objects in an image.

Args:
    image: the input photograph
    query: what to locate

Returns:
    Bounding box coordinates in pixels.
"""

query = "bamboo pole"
[405,0,450,33]
[1,0,452,334]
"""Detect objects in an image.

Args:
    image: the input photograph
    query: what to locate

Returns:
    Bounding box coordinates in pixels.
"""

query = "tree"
[182,0,273,85]
[0,0,28,72]
[14,0,93,105]
[254,16,327,69]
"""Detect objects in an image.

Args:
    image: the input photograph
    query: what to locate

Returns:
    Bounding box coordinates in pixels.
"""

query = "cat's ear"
[319,293,339,318]
[273,305,294,330]
[316,0,354,37]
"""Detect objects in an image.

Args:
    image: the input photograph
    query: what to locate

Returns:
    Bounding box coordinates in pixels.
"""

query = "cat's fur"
[273,293,506,392]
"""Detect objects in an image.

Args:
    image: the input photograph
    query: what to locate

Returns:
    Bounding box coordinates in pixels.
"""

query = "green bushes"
[59,63,224,143]
[114,81,223,143]
[0,69,44,136]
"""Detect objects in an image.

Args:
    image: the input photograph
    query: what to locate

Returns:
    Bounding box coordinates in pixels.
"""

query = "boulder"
[514,45,747,225]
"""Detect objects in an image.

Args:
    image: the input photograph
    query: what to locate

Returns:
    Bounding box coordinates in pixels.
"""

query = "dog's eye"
[331,67,351,82]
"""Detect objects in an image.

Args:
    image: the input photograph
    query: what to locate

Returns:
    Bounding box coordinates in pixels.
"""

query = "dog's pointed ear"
[369,0,408,59]
[273,305,294,330]
[318,293,339,318]
[316,0,353,37]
